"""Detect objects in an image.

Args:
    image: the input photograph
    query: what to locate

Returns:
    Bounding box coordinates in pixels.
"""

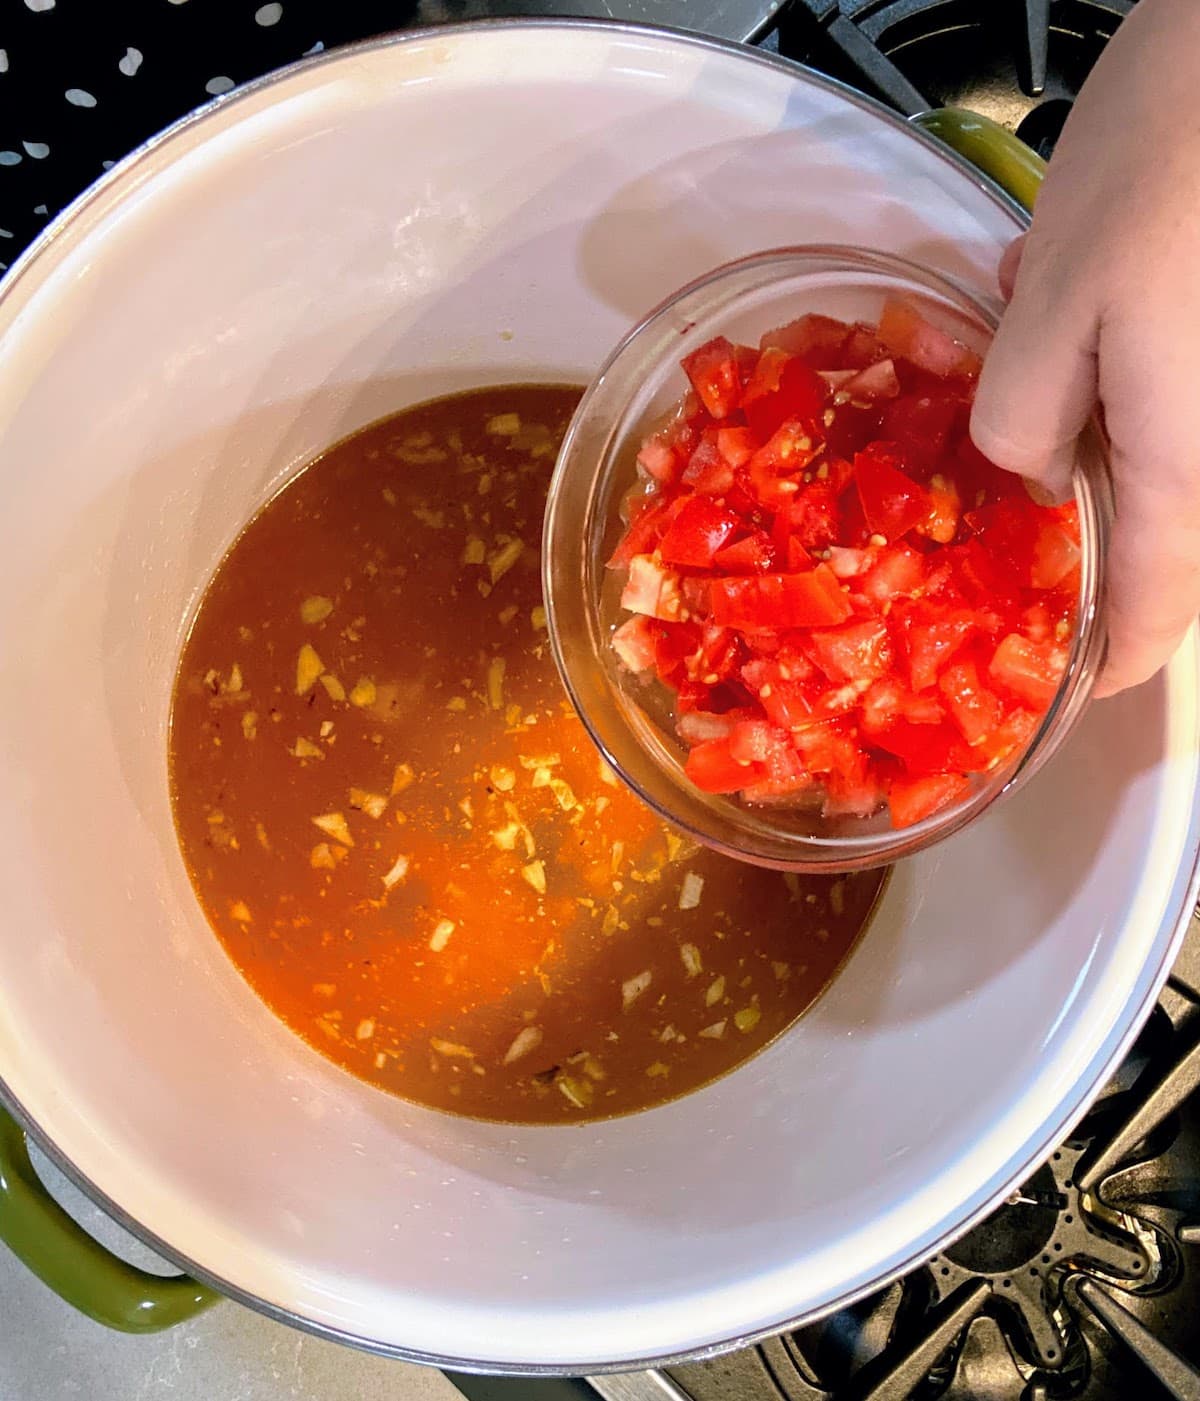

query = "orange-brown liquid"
[170,386,883,1122]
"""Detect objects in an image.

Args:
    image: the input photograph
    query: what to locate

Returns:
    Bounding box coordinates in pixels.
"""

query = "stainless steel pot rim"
[1,16,1192,1378]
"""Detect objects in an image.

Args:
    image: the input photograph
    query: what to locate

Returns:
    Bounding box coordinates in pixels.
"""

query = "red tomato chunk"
[608,299,1079,830]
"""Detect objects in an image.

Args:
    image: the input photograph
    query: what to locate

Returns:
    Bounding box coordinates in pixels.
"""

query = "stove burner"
[650,980,1200,1401]
[779,0,1134,158]
[939,1166,1063,1277]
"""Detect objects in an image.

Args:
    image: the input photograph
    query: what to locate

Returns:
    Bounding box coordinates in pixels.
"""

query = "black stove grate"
[776,0,1133,156]
[637,941,1200,1401]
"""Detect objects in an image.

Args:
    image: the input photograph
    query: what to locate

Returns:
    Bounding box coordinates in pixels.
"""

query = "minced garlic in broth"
[169,386,884,1123]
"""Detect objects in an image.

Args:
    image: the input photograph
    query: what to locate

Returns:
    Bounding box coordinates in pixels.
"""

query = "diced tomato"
[988,634,1067,708]
[651,620,700,685]
[860,677,944,733]
[855,444,933,541]
[1021,602,1052,644]
[715,426,758,469]
[713,531,775,574]
[868,719,972,774]
[673,679,712,714]
[778,484,842,552]
[824,401,886,465]
[681,435,735,496]
[681,336,744,420]
[888,773,971,829]
[711,565,851,632]
[728,718,792,768]
[843,358,901,401]
[790,722,858,775]
[881,394,960,472]
[759,313,851,365]
[743,351,827,441]
[823,763,885,818]
[859,543,926,607]
[782,535,809,573]
[636,433,679,485]
[807,618,893,685]
[608,492,677,567]
[747,420,822,507]
[841,322,888,370]
[974,705,1040,767]
[693,622,742,685]
[611,615,662,673]
[608,314,1078,829]
[952,537,1016,608]
[620,554,682,620]
[681,576,712,622]
[685,737,763,793]
[938,658,1005,747]
[741,658,814,730]
[893,601,981,692]
[658,497,743,568]
[877,298,983,379]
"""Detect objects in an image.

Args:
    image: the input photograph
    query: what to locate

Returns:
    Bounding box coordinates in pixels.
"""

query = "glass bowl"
[543,246,1109,872]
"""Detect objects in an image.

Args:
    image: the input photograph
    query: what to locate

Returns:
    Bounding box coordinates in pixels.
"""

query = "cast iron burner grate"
[616,936,1200,1401]
[772,0,1134,159]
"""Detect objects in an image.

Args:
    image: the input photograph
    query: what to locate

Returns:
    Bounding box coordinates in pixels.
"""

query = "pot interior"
[0,24,1196,1370]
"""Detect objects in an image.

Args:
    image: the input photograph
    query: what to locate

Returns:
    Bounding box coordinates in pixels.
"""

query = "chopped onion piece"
[488,538,524,584]
[487,656,506,710]
[349,788,388,820]
[382,853,410,889]
[390,763,415,794]
[734,1006,762,1033]
[312,811,353,847]
[295,643,323,695]
[300,596,334,624]
[622,970,652,1010]
[521,860,547,895]
[556,1074,593,1108]
[678,872,704,910]
[349,677,377,708]
[429,918,456,953]
[502,1026,543,1065]
[490,765,516,792]
[680,942,702,978]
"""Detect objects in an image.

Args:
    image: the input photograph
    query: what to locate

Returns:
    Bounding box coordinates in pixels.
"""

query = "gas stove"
[9,3,1199,1400]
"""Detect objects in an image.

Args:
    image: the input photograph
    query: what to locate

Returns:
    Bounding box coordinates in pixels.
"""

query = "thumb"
[970,236,1098,501]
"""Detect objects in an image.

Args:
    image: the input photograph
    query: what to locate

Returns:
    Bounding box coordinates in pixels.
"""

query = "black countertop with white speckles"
[0,0,779,272]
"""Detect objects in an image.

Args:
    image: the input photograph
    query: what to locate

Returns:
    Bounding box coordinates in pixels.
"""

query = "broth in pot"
[170,386,884,1123]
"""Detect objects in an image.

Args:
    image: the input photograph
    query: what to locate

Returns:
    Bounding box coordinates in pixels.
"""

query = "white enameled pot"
[0,20,1197,1376]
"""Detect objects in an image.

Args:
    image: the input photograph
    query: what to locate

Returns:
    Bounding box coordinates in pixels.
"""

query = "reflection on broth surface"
[170,386,884,1122]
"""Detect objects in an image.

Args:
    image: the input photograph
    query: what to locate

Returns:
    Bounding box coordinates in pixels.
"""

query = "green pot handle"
[911,108,1046,214]
[0,1103,220,1332]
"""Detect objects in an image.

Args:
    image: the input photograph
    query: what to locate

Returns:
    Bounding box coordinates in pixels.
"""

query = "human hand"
[969,0,1200,696]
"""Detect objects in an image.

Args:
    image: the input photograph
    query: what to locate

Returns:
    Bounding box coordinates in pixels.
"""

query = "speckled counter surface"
[0,1140,465,1401]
